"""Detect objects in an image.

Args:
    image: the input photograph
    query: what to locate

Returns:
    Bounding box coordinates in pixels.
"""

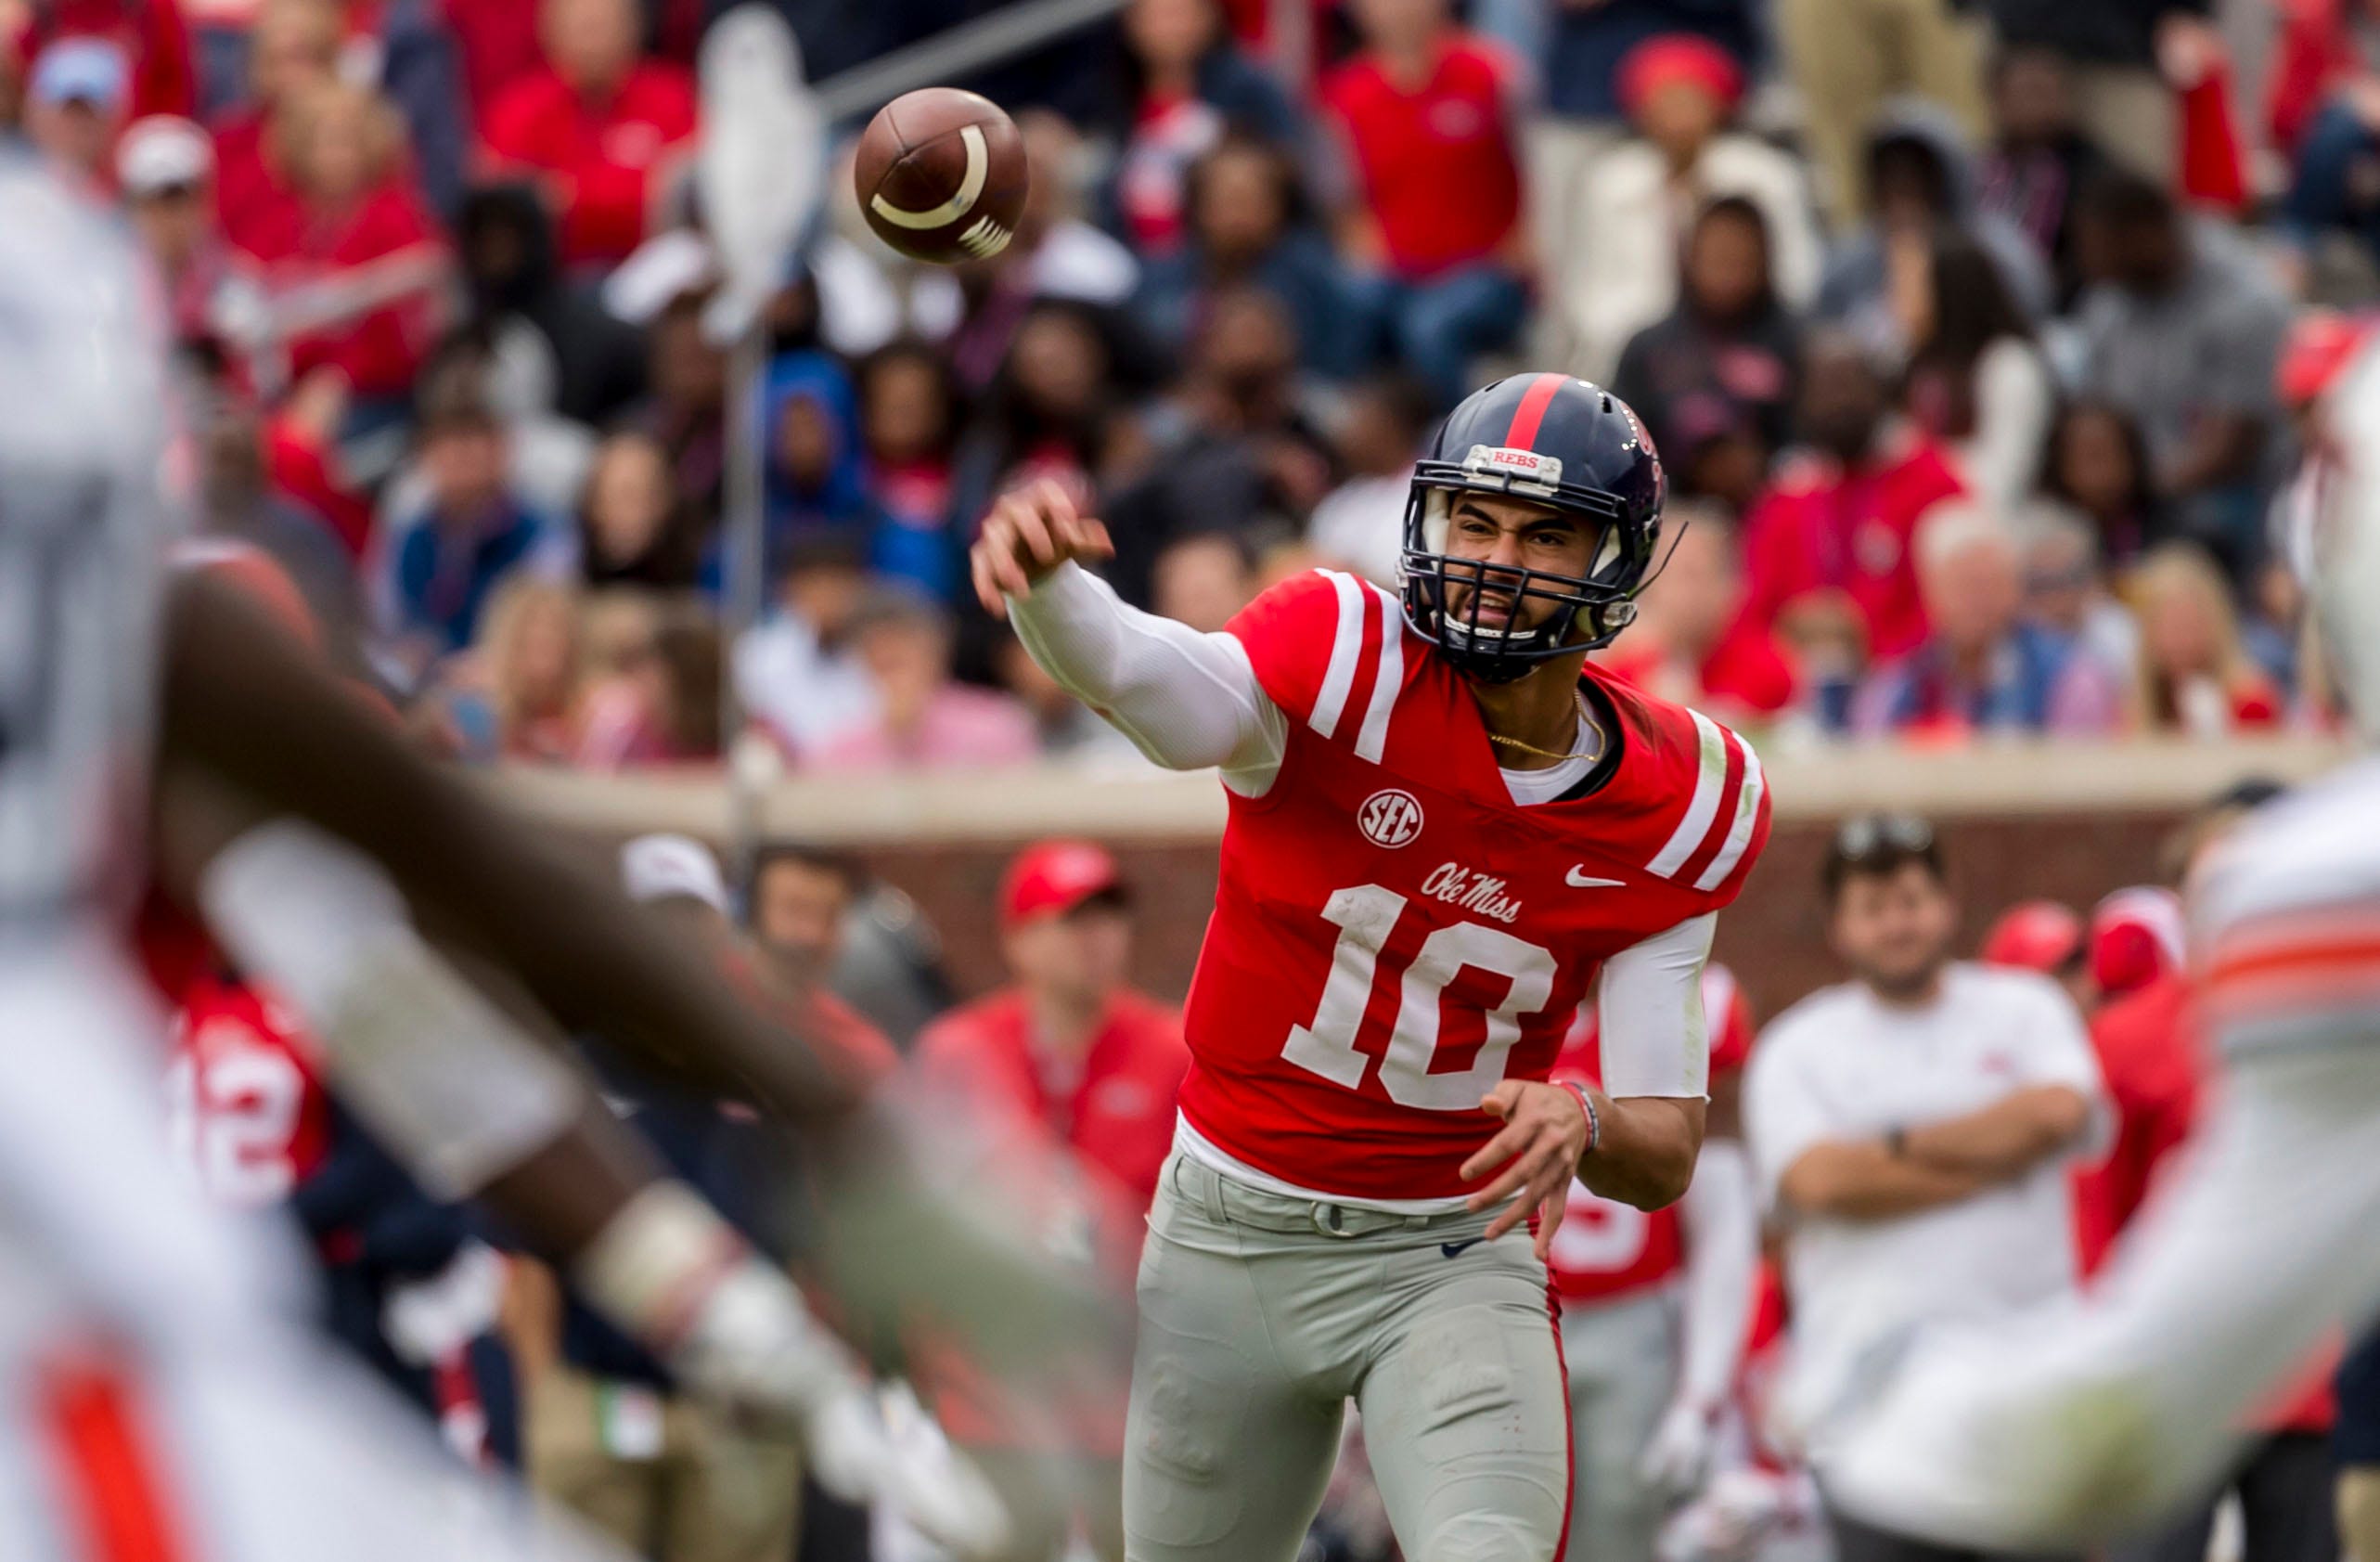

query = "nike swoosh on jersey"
[1439,1236,1487,1259]
[1566,868,1627,888]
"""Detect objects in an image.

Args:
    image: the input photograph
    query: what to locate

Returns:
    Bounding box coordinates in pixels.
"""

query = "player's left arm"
[1462,913,1717,1256]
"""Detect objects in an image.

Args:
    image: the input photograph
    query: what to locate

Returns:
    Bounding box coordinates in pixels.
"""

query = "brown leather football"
[853,87,1029,265]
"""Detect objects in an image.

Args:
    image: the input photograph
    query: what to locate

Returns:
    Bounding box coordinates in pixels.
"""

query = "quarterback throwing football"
[974,374,1772,1562]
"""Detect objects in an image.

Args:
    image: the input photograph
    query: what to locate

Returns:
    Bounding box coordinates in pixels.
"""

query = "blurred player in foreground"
[976,371,1771,1562]
[0,151,1037,1559]
[1552,964,1762,1562]
[910,841,1190,1562]
[1820,343,2380,1546]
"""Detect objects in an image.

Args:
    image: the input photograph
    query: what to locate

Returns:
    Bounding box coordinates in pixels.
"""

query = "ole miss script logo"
[1358,788,1424,848]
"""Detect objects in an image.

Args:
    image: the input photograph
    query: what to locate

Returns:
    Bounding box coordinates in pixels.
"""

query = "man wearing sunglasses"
[974,372,1772,1562]
[1743,814,2107,1562]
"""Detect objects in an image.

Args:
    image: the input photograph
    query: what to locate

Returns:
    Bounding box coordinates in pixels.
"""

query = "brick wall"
[855,809,2187,1025]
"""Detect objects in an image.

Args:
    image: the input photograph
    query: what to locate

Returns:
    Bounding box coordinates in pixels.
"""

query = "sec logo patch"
[1358,788,1424,848]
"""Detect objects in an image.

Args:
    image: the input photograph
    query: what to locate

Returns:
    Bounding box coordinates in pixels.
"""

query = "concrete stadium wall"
[498,738,2348,1025]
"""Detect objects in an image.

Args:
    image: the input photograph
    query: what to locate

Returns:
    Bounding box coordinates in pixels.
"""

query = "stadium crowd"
[10,0,2367,772]
[23,0,2380,1557]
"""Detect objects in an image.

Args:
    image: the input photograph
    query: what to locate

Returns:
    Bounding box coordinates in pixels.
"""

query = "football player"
[1818,342,2380,1546]
[1551,964,1762,1562]
[973,372,1772,1562]
[0,151,1029,1561]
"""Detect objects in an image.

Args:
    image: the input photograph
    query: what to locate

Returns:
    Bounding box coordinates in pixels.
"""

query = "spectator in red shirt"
[211,0,339,253]
[232,77,448,406]
[1322,0,1529,406]
[1594,505,1796,725]
[911,840,1190,1562]
[1738,330,1966,660]
[23,34,131,187]
[478,0,698,270]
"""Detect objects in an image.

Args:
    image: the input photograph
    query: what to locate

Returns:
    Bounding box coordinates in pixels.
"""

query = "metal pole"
[811,0,1134,122]
[722,322,770,899]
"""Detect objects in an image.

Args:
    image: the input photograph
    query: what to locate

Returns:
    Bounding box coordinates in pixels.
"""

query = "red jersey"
[1595,623,1799,722]
[477,64,700,267]
[163,965,334,1209]
[1180,570,1771,1202]
[2072,972,2200,1278]
[1738,440,1966,659]
[913,988,1189,1230]
[1549,963,1754,1303]
[229,181,449,400]
[910,988,1188,1452]
[1321,34,1523,281]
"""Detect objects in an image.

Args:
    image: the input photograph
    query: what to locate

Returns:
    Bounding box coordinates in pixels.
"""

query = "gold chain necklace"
[1486,691,1606,767]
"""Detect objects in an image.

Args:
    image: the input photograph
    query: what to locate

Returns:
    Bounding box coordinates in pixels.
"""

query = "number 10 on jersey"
[1280,884,1559,1112]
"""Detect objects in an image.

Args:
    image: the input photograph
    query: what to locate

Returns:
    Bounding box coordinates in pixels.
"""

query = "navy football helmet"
[1399,373,1668,683]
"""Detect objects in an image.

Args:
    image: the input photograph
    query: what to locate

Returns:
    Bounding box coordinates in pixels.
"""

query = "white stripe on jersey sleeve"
[1648,709,1729,878]
[1354,586,1403,765]
[1309,569,1366,740]
[1695,737,1766,891]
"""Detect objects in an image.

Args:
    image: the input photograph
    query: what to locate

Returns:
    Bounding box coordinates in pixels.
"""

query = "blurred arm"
[161,570,858,1125]
[1900,1086,2094,1181]
[1776,1142,1992,1220]
[1008,562,1288,794]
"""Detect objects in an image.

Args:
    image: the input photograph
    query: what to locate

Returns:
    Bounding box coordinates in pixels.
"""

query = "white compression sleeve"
[1008,562,1288,796]
[1674,1138,1758,1408]
[1596,912,1717,1099]
[199,819,585,1200]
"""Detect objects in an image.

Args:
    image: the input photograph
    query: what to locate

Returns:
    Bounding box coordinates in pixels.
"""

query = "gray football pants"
[1124,1151,1572,1562]
[1561,1289,1679,1562]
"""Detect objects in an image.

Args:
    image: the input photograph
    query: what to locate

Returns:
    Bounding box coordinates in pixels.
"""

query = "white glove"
[1657,1467,1795,1562]
[874,1380,1014,1561]
[1639,1395,1721,1497]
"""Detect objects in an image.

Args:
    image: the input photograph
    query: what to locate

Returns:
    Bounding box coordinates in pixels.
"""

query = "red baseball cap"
[1980,900,2085,975]
[1616,33,1746,123]
[999,839,1126,926]
[2090,886,2185,1000]
[2277,309,2379,408]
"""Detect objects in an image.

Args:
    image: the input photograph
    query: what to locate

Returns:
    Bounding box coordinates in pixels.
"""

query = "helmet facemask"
[1399,469,1654,684]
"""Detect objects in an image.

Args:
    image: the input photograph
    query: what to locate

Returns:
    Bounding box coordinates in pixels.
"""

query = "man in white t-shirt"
[1744,813,2108,1562]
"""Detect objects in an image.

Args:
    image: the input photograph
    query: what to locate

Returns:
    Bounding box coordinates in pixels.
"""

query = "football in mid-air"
[854,87,1028,265]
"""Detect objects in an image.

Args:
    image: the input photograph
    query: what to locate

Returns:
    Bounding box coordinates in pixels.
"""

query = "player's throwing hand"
[971,479,1116,617]
[1461,1079,1593,1259]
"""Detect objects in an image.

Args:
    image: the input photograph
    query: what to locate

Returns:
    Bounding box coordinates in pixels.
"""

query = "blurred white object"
[603,228,719,326]
[1639,1394,1722,1498]
[2316,343,2380,738]
[873,1379,1014,1561]
[699,6,822,344]
[620,833,732,914]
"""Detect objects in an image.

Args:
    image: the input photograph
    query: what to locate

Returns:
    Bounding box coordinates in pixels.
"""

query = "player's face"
[1830,862,1958,999]
[1437,493,1600,639]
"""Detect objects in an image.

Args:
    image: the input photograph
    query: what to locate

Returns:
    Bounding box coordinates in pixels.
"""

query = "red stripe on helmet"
[1502,372,1568,450]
